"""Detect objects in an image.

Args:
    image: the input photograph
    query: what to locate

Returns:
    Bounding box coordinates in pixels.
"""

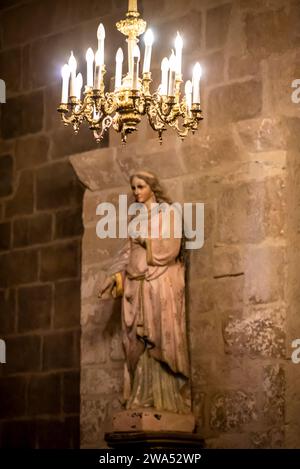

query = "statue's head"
[129,170,172,204]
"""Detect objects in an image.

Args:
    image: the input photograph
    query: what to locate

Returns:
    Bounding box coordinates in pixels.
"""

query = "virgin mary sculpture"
[98,170,192,417]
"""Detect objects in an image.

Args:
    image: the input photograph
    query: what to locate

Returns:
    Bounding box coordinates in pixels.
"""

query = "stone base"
[105,431,204,450]
[112,409,195,433]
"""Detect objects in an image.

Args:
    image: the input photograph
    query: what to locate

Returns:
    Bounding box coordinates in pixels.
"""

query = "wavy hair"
[129,170,187,265]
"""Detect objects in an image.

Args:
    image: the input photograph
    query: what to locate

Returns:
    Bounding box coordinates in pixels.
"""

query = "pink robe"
[107,207,191,413]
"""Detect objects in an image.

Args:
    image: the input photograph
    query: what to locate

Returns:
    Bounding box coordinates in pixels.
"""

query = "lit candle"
[97,23,105,66]
[61,64,70,104]
[160,57,169,96]
[115,48,124,90]
[129,0,137,11]
[75,73,83,100]
[168,50,176,96]
[94,50,101,89]
[68,51,77,97]
[175,32,183,76]
[132,44,140,90]
[86,48,94,88]
[143,29,154,74]
[185,80,193,114]
[192,62,202,104]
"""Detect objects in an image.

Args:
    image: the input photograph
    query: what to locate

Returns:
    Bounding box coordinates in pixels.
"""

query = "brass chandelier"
[57,0,203,144]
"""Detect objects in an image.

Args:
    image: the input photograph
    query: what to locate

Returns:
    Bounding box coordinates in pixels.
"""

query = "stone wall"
[1,0,300,449]
[0,0,123,448]
[70,0,300,449]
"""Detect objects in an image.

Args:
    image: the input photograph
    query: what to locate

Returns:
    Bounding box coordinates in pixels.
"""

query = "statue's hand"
[98,276,116,299]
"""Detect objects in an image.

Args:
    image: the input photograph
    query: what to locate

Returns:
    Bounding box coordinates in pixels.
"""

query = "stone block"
[18,284,52,332]
[0,249,38,287]
[1,91,43,139]
[55,207,83,239]
[36,161,84,210]
[0,221,11,251]
[82,323,108,366]
[13,213,52,247]
[43,331,77,370]
[115,139,185,182]
[206,3,232,49]
[236,117,287,152]
[1,420,37,448]
[63,371,80,414]
[229,55,260,79]
[189,241,213,280]
[65,416,80,449]
[81,367,122,396]
[217,178,286,244]
[81,396,110,446]
[244,245,285,304]
[263,364,285,424]
[70,147,126,192]
[210,390,257,432]
[213,275,244,312]
[54,279,80,328]
[5,170,34,217]
[187,279,215,316]
[36,419,69,449]
[150,10,202,69]
[268,49,300,116]
[40,241,79,281]
[223,305,285,358]
[213,246,244,278]
[15,134,49,170]
[112,410,195,432]
[245,8,292,59]
[180,129,242,175]
[0,154,13,197]
[0,46,21,94]
[0,289,15,334]
[201,51,225,85]
[51,126,102,160]
[251,427,284,449]
[208,80,262,126]
[5,335,41,374]
[0,376,27,418]
[28,373,61,415]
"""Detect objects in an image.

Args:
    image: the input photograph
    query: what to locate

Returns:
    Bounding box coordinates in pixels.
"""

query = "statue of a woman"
[98,171,191,414]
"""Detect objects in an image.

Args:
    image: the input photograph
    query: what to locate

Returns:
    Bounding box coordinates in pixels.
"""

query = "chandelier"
[57,0,203,144]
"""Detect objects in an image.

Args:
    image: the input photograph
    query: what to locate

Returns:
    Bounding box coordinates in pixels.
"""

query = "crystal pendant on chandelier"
[57,0,203,144]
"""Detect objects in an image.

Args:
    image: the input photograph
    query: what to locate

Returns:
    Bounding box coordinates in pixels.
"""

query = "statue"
[98,171,192,420]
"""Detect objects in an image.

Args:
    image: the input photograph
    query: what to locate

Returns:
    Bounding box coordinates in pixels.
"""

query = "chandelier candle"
[57,0,203,143]
[161,57,169,96]
[115,48,124,90]
[185,80,193,115]
[143,29,154,73]
[192,62,202,104]
[94,50,102,90]
[68,52,77,97]
[61,64,70,104]
[132,45,140,90]
[97,24,105,66]
[175,32,183,76]
[86,48,94,88]
[75,73,83,100]
[168,51,176,96]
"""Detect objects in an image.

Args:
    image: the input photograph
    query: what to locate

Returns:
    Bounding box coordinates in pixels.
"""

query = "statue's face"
[131,176,154,204]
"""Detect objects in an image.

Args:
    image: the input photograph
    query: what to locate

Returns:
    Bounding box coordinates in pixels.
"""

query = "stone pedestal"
[112,409,195,433]
[105,409,203,450]
[105,431,204,450]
